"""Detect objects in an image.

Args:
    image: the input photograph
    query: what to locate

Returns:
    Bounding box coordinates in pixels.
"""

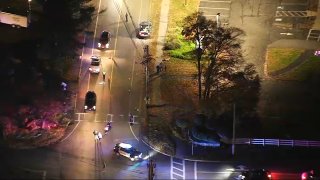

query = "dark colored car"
[114,142,142,161]
[238,169,272,180]
[98,31,110,49]
[84,91,96,112]
[301,169,320,180]
[137,21,152,39]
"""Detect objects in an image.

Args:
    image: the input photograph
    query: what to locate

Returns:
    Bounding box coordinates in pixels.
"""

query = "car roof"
[91,56,101,61]
[86,91,96,96]
[140,21,152,26]
[118,143,133,149]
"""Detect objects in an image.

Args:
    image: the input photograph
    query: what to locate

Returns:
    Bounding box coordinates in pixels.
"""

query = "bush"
[191,127,220,142]
[164,40,181,50]
[193,113,207,127]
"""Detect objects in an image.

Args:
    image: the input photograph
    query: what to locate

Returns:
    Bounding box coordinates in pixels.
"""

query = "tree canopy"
[181,12,260,121]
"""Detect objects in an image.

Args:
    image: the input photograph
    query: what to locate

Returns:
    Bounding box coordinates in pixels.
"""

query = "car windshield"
[91,59,100,66]
[102,32,109,38]
[85,92,96,104]
[140,25,149,31]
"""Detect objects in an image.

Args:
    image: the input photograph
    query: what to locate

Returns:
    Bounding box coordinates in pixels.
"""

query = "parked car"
[89,56,101,74]
[114,142,142,161]
[137,21,152,38]
[301,169,320,180]
[98,31,110,49]
[238,169,272,180]
[84,91,96,112]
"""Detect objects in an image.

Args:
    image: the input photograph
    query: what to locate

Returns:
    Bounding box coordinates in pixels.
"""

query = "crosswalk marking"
[74,113,140,123]
[106,113,113,122]
[171,157,185,180]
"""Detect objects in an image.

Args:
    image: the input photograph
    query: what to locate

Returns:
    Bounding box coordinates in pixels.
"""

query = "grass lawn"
[166,0,199,59]
[150,0,163,55]
[279,55,320,81]
[266,48,305,73]
[160,58,198,107]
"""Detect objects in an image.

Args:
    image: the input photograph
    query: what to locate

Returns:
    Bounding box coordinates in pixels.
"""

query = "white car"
[89,56,101,74]
[113,143,142,161]
[137,21,152,39]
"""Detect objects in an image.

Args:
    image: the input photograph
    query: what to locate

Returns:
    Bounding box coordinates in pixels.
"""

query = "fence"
[233,138,320,148]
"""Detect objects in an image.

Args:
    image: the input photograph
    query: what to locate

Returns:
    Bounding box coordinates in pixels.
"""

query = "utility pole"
[232,103,236,156]
[142,45,151,105]
[148,159,156,180]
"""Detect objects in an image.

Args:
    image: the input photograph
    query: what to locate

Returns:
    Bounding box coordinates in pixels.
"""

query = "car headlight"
[89,67,92,71]
[84,105,87,109]
[98,43,101,47]
[93,106,96,110]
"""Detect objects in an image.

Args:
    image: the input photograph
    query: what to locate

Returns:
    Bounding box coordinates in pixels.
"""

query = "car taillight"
[301,173,307,180]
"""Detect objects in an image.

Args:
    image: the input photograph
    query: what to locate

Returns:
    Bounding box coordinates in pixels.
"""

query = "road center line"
[109,0,123,93]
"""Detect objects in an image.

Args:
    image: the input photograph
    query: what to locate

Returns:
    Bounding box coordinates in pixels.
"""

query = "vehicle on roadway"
[114,142,142,161]
[84,91,96,112]
[237,169,272,180]
[98,31,110,49]
[137,21,152,39]
[89,56,101,74]
[301,169,320,180]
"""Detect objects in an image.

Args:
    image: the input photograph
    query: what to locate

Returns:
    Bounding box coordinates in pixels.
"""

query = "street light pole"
[216,13,220,27]
[27,0,32,26]
[142,45,151,105]
[196,33,203,100]
[232,103,236,156]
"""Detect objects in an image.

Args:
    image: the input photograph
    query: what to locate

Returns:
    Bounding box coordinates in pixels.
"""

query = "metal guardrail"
[233,138,320,148]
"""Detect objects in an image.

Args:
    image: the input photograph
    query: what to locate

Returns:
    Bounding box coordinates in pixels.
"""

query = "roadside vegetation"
[281,55,320,80]
[0,0,95,148]
[147,0,261,155]
[164,0,200,59]
[266,48,305,73]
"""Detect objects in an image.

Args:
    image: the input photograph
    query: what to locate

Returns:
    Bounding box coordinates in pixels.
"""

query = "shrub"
[164,40,181,50]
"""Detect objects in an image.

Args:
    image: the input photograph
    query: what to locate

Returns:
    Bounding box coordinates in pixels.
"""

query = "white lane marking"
[109,0,123,92]
[129,125,139,141]
[78,35,86,84]
[170,157,174,179]
[60,121,80,142]
[74,93,77,111]
[87,71,90,92]
[92,0,103,55]
[194,161,197,180]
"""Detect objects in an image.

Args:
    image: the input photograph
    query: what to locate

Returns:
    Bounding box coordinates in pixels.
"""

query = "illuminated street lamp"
[216,13,220,27]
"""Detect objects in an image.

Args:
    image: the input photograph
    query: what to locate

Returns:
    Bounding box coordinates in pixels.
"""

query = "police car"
[137,21,152,39]
[113,143,142,161]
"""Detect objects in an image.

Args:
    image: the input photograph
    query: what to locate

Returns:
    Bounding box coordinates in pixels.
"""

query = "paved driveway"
[199,0,231,24]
